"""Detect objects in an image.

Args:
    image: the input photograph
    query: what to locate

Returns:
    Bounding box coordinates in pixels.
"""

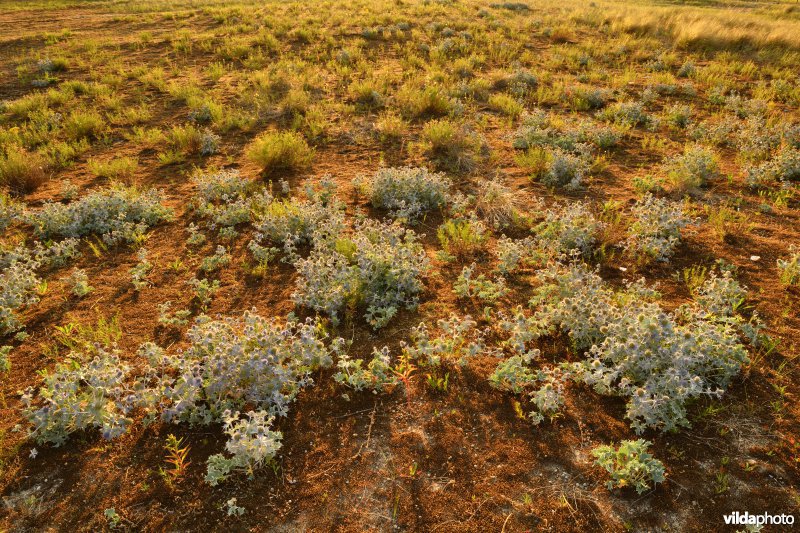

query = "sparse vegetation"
[246,131,314,174]
[1,0,799,530]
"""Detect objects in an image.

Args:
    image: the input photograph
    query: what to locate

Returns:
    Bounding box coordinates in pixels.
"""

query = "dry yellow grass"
[600,1,800,51]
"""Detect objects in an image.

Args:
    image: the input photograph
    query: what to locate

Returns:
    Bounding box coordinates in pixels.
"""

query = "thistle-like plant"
[592,440,665,494]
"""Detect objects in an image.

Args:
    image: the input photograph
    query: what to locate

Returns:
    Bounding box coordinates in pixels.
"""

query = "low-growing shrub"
[293,219,429,328]
[143,313,344,422]
[489,355,564,424]
[28,184,173,244]
[495,236,543,274]
[205,410,283,486]
[194,168,250,203]
[664,103,692,129]
[65,268,93,297]
[510,259,749,432]
[187,276,221,310]
[252,192,345,253]
[745,147,800,188]
[454,263,507,303]
[625,194,692,262]
[199,245,231,273]
[355,166,450,223]
[533,147,590,190]
[334,348,397,393]
[0,253,43,334]
[0,240,80,333]
[693,270,746,317]
[402,314,488,368]
[592,440,665,494]
[528,262,749,433]
[534,201,603,257]
[0,193,23,231]
[664,145,719,192]
[22,350,135,445]
[130,248,152,290]
[599,101,651,128]
[191,168,254,229]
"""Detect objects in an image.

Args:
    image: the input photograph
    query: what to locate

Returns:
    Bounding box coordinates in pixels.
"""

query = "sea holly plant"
[534,202,603,258]
[23,311,346,487]
[592,439,666,494]
[488,323,565,425]
[158,301,191,327]
[190,169,267,233]
[22,349,136,446]
[205,410,283,486]
[27,184,173,245]
[401,314,489,368]
[495,236,544,275]
[0,192,22,232]
[354,166,451,223]
[293,219,429,328]
[517,261,750,433]
[453,263,508,304]
[251,187,345,252]
[0,249,44,334]
[140,312,345,423]
[334,347,397,393]
[64,268,93,297]
[0,239,78,334]
[129,248,152,291]
[187,276,221,310]
[745,147,800,188]
[625,194,693,262]
[199,245,231,273]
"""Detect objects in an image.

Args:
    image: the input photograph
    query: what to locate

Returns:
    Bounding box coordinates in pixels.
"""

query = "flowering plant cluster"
[402,314,488,368]
[293,219,429,328]
[250,190,345,263]
[1,239,80,333]
[534,201,603,257]
[453,263,507,303]
[21,311,345,485]
[526,262,748,433]
[205,410,283,486]
[355,166,450,223]
[28,184,173,244]
[746,147,800,188]
[191,169,257,232]
[625,194,692,262]
[140,312,344,423]
[22,350,135,446]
